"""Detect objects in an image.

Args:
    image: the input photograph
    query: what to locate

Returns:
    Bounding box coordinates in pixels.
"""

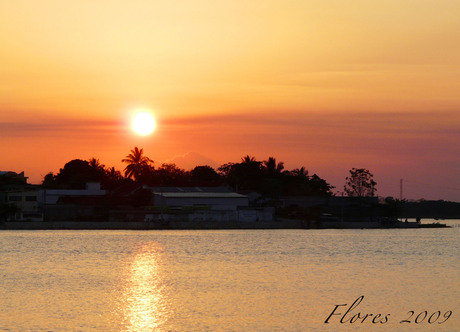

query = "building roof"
[0,171,28,184]
[152,192,247,199]
[147,186,233,193]
[110,183,143,196]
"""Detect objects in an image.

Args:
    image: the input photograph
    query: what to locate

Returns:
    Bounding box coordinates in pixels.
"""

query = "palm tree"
[241,155,257,163]
[87,157,106,182]
[105,167,123,182]
[88,158,105,171]
[263,157,284,176]
[291,166,308,178]
[122,147,154,180]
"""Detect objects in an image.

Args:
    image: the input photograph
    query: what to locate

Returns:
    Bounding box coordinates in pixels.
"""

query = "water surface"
[1,224,458,331]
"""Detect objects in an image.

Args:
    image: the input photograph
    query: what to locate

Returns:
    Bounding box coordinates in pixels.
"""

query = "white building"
[41,182,106,205]
[152,191,249,211]
[5,189,43,221]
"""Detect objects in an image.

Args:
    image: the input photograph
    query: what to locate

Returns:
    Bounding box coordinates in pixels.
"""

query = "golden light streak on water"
[122,243,168,331]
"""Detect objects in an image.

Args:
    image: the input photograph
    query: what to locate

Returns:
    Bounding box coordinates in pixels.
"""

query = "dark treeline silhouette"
[42,147,334,197]
[43,158,128,190]
[217,155,333,197]
[15,146,459,220]
[400,200,460,219]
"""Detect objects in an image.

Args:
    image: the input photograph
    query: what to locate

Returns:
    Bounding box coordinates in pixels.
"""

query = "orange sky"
[1,1,459,200]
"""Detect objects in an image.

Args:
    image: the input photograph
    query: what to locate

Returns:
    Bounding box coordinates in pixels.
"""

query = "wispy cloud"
[0,117,121,137]
[162,110,459,136]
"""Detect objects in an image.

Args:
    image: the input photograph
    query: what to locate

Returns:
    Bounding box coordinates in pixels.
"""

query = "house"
[0,171,43,221]
[4,188,43,221]
[0,171,28,185]
[33,182,108,221]
[41,182,106,205]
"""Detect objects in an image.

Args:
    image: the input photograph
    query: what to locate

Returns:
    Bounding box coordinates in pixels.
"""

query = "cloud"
[159,110,459,154]
[162,110,458,131]
[0,117,121,137]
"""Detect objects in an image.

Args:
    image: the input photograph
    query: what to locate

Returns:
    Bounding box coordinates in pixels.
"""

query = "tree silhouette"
[105,167,123,182]
[42,152,334,198]
[150,163,187,186]
[309,174,334,196]
[122,147,154,180]
[217,162,235,177]
[290,167,308,178]
[42,172,57,188]
[41,159,104,188]
[63,160,94,187]
[241,155,258,163]
[88,158,105,171]
[344,168,377,197]
[102,166,125,189]
[88,158,106,180]
[263,157,284,176]
[190,165,221,185]
[42,159,126,190]
[227,155,263,192]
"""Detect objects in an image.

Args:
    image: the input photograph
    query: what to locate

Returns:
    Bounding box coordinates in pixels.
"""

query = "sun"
[132,112,156,136]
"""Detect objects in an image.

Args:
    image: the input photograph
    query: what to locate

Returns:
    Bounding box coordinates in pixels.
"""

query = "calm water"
[1,221,458,331]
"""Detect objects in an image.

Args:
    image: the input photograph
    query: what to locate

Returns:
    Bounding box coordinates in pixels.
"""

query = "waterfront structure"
[0,171,28,185]
[149,186,249,211]
[4,188,43,221]
[0,171,43,221]
[41,182,106,205]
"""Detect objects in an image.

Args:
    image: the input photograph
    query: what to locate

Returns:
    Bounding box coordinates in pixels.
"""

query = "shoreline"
[0,219,451,230]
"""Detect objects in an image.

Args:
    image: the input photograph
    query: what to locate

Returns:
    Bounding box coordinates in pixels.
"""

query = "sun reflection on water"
[122,243,169,331]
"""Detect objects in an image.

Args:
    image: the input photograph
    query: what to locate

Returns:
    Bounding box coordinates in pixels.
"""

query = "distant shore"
[0,219,304,230]
[0,219,452,230]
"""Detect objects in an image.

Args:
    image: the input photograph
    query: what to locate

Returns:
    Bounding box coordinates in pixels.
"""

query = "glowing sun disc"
[132,112,156,136]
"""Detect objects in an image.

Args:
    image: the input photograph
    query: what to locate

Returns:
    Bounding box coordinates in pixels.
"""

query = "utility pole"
[400,179,403,200]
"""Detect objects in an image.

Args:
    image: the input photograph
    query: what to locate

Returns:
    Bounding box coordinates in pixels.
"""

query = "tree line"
[42,147,377,198]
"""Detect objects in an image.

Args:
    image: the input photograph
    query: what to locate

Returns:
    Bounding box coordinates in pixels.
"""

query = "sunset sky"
[1,0,459,201]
